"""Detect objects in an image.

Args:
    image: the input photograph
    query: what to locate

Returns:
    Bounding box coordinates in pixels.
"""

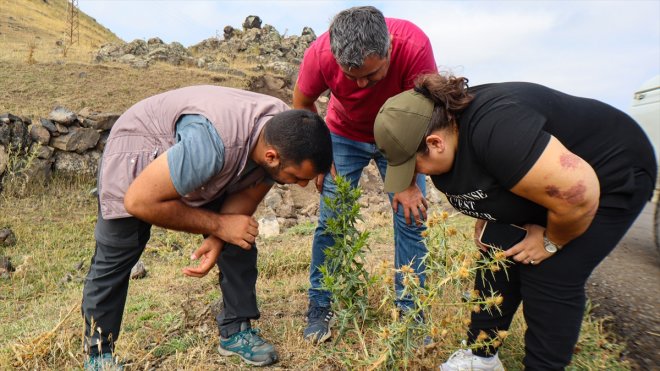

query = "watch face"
[544,241,558,253]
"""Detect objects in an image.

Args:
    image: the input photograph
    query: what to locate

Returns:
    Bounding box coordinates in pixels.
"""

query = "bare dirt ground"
[586,202,660,370]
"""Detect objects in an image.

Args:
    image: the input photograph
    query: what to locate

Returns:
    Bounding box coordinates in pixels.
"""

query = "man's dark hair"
[329,6,389,69]
[263,110,333,174]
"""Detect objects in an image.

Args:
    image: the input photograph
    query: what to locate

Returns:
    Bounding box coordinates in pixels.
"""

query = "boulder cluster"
[94,15,316,80]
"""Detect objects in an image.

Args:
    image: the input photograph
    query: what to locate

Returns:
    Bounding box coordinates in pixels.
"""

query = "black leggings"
[468,172,654,370]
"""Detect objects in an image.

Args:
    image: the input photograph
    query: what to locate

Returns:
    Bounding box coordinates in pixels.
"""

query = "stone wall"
[0,108,113,186]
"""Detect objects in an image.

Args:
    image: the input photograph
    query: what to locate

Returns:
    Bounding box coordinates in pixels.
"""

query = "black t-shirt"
[431,82,657,226]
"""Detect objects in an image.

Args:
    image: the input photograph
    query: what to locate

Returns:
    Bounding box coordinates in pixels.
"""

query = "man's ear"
[264,148,280,167]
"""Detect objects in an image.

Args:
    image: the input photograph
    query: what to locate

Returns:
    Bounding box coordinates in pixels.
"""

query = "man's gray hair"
[329,6,389,69]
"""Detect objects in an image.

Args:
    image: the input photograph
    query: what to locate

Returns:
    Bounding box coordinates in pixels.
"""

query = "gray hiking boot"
[218,322,278,366]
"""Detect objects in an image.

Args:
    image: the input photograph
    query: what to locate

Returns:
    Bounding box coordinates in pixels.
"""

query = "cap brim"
[383,154,417,193]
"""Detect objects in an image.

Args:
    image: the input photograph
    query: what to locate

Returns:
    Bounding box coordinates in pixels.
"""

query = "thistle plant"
[319,175,375,356]
[317,180,510,369]
[370,210,510,369]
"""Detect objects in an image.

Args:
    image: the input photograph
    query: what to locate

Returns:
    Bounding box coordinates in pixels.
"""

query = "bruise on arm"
[545,180,587,205]
[559,152,581,170]
[511,136,600,244]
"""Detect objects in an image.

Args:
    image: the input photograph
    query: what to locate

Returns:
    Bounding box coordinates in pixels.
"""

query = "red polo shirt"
[296,18,437,143]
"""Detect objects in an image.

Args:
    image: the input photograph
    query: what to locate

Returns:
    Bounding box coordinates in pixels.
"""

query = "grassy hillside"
[0,0,121,63]
[0,60,250,119]
[0,0,255,119]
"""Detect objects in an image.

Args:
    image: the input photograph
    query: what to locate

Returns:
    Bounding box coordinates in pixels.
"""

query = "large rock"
[0,119,31,151]
[243,15,262,30]
[0,113,21,123]
[95,131,110,152]
[50,127,100,153]
[48,106,77,126]
[147,37,164,46]
[94,43,123,62]
[123,39,149,56]
[78,107,118,131]
[223,26,235,40]
[30,123,50,145]
[358,161,383,195]
[24,158,53,184]
[0,123,9,146]
[264,190,283,210]
[30,143,54,160]
[53,151,101,175]
[83,113,120,131]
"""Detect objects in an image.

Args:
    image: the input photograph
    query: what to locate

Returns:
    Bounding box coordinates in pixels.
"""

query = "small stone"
[0,257,14,279]
[0,228,16,246]
[55,123,69,134]
[258,214,280,238]
[130,260,147,279]
[59,273,73,284]
[39,118,57,133]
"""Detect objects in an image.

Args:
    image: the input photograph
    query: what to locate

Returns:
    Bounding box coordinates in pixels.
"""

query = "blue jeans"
[309,133,427,309]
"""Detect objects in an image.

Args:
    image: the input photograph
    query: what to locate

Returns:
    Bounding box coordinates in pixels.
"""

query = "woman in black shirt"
[374,73,656,370]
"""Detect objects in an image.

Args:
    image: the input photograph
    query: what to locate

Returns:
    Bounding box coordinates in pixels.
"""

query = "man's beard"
[264,162,285,185]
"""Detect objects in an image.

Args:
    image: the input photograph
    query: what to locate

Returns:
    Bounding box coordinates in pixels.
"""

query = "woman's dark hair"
[263,109,333,174]
[413,73,474,153]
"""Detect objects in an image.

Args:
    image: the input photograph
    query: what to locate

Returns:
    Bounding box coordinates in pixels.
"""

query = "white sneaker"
[440,349,505,371]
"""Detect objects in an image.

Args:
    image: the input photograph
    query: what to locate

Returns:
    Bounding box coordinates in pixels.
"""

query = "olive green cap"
[374,89,434,193]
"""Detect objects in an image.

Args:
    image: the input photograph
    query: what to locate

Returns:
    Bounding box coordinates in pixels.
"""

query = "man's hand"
[183,235,223,278]
[315,162,337,192]
[215,214,259,249]
[391,184,427,225]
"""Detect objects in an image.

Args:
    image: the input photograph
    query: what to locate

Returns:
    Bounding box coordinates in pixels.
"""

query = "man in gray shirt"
[82,85,333,369]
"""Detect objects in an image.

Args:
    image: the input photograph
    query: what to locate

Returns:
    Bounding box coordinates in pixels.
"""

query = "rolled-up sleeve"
[167,114,225,196]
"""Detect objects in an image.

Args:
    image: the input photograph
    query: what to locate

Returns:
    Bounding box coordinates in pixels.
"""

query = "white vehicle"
[629,75,660,252]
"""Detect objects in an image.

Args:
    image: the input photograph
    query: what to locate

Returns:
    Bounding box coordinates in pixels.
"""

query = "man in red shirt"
[293,6,438,343]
